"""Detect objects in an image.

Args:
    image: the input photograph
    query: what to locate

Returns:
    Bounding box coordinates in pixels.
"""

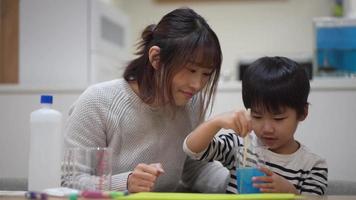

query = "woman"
[64,7,228,193]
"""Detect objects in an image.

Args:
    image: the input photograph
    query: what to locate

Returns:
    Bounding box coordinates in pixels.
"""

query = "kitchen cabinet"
[19,0,129,88]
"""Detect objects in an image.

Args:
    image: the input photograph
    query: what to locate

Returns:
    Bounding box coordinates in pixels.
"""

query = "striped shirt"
[184,133,328,195]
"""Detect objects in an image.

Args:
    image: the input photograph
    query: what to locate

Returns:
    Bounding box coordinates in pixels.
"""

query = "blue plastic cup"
[236,167,265,194]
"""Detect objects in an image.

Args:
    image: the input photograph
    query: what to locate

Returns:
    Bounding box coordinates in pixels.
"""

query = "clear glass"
[61,147,112,191]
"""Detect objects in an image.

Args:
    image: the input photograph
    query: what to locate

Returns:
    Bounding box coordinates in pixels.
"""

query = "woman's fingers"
[128,163,165,193]
[149,163,165,175]
[131,177,155,188]
[129,184,152,193]
[131,168,157,182]
[139,163,163,177]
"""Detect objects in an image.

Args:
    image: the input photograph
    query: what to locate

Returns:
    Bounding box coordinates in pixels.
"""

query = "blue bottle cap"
[40,95,53,104]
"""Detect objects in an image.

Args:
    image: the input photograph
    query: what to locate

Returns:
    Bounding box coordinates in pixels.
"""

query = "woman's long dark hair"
[124,7,222,118]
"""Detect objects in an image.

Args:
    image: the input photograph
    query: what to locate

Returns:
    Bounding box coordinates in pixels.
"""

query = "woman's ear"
[299,104,309,121]
[149,46,161,70]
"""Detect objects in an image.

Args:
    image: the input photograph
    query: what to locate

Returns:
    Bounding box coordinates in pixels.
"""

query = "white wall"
[298,89,356,181]
[120,0,333,79]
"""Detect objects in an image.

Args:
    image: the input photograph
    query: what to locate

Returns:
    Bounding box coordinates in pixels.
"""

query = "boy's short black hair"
[242,56,310,117]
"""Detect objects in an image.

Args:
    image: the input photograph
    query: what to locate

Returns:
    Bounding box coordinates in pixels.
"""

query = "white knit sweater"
[64,79,228,192]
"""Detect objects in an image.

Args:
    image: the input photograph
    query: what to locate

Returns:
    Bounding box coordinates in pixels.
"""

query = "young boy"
[183,56,328,195]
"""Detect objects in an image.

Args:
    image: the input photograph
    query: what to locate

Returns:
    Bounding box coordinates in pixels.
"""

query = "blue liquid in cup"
[236,167,265,194]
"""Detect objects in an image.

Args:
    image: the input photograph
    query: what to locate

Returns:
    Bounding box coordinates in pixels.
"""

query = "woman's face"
[171,62,214,106]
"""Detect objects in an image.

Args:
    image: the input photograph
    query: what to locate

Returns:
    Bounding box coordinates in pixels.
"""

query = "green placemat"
[116,192,302,200]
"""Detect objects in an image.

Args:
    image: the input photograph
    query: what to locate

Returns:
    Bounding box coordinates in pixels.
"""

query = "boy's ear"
[149,46,161,70]
[299,104,309,121]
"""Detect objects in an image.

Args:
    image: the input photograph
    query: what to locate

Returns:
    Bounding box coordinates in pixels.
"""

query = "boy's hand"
[252,166,298,194]
[127,163,165,193]
[216,109,251,137]
[185,109,251,154]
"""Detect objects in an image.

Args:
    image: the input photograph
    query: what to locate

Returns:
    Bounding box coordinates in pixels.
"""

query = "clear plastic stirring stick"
[242,135,249,167]
[242,108,251,167]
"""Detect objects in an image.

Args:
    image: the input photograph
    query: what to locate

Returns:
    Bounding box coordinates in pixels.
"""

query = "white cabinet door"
[89,0,130,84]
[19,0,129,88]
[20,0,89,88]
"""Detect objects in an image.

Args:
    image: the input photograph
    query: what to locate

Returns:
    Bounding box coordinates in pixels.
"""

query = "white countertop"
[0,84,86,94]
[217,77,356,92]
[0,78,355,94]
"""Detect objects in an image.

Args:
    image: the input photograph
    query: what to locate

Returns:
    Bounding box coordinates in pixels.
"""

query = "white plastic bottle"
[28,95,63,191]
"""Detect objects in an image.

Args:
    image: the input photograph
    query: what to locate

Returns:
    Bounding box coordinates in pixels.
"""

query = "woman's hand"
[252,166,298,194]
[127,163,165,193]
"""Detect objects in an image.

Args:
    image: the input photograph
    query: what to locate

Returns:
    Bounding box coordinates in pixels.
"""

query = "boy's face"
[251,106,306,154]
